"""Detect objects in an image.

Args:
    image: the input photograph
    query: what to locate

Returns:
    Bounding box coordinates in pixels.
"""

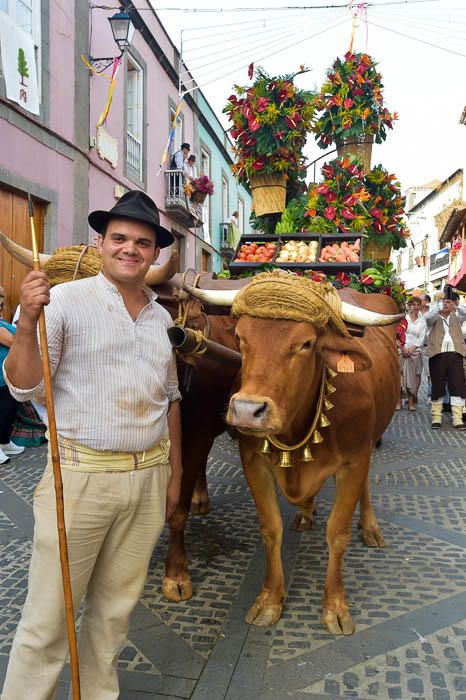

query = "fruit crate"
[274,235,320,268]
[229,236,280,272]
[313,234,364,274]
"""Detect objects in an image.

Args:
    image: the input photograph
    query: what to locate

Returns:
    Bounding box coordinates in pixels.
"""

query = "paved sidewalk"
[0,400,465,699]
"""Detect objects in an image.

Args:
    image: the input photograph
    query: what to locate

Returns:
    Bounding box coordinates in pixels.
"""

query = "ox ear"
[316,329,372,373]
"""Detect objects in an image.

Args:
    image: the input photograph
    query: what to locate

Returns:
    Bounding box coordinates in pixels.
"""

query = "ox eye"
[301,340,313,350]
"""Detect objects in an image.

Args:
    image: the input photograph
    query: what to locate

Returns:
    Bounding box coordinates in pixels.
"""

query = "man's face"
[182,147,189,158]
[420,294,429,309]
[442,298,457,314]
[97,218,160,287]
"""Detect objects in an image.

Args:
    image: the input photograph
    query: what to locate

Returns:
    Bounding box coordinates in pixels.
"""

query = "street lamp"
[88,7,135,73]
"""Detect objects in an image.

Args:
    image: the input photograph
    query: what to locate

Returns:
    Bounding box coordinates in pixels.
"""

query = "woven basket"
[191,190,207,204]
[336,134,373,171]
[44,245,102,286]
[364,239,392,262]
[250,173,287,217]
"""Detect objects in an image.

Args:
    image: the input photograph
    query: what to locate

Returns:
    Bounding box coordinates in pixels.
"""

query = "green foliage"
[17,48,29,85]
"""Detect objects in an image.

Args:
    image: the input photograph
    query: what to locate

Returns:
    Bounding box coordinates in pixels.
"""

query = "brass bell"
[327,368,338,378]
[260,438,272,454]
[279,451,292,468]
[319,413,331,428]
[302,444,314,462]
[324,398,334,411]
[312,430,324,444]
[326,382,336,395]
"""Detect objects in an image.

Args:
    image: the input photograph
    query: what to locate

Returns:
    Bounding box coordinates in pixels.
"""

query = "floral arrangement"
[364,164,408,250]
[304,157,409,250]
[184,175,214,197]
[312,51,397,149]
[223,66,315,184]
[305,157,371,233]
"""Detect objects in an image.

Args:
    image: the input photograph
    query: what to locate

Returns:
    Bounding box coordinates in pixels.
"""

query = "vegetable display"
[318,239,360,263]
[233,241,277,263]
[276,240,318,263]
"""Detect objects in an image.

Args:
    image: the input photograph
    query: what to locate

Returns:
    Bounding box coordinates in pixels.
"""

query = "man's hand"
[18,271,50,329]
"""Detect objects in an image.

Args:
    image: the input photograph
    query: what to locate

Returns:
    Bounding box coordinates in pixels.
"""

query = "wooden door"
[0,187,45,322]
[201,249,211,272]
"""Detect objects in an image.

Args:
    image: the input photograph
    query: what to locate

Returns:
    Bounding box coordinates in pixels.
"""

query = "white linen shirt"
[405,314,427,350]
[3,273,181,452]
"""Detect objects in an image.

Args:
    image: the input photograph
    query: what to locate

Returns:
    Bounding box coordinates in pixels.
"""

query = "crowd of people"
[396,287,466,430]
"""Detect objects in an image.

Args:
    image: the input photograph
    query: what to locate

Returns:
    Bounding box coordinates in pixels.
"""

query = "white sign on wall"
[0,14,40,115]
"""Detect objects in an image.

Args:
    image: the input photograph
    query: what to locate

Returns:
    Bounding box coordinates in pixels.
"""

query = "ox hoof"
[359,524,385,548]
[321,607,355,636]
[245,592,283,627]
[162,576,193,602]
[291,512,313,532]
[191,499,211,516]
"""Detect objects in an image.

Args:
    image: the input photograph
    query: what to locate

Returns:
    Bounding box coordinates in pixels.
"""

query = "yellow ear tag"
[336,354,355,373]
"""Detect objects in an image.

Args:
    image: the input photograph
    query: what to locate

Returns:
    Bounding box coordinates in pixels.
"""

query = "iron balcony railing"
[165,170,203,226]
[126,131,142,178]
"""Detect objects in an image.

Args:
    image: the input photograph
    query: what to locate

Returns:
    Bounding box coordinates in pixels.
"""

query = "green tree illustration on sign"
[17,48,29,86]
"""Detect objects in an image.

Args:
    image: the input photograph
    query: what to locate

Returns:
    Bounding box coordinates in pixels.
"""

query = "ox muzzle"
[228,393,279,435]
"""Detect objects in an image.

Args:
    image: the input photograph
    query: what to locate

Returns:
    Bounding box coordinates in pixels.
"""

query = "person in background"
[170,142,190,171]
[425,286,466,430]
[183,154,197,179]
[0,311,26,464]
[230,210,239,228]
[398,296,427,411]
[417,292,431,401]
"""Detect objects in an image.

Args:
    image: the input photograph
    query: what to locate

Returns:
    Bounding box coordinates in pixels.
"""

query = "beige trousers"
[1,460,170,700]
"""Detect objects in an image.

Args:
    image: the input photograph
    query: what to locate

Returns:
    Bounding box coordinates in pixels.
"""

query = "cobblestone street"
[0,399,465,699]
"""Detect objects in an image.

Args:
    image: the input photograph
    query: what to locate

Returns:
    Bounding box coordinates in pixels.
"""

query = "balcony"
[165,170,203,228]
[219,221,234,261]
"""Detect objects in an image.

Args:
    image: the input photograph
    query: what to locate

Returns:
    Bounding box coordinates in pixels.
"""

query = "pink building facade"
[0,0,236,318]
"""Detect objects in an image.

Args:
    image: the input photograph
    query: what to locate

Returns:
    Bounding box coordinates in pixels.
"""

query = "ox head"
[0,231,179,286]
[183,273,403,437]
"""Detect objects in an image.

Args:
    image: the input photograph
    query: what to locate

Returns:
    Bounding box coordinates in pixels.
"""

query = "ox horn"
[182,283,239,307]
[183,282,403,326]
[0,230,50,268]
[145,249,179,286]
[341,301,404,327]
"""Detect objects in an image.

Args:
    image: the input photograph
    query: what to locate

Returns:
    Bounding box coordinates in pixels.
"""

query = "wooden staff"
[28,195,81,699]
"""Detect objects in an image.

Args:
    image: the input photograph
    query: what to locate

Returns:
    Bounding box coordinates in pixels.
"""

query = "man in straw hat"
[1,190,182,699]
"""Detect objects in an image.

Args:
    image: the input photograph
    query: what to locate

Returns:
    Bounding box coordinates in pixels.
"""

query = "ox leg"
[358,475,385,547]
[163,433,215,602]
[322,463,369,636]
[242,454,286,627]
[291,497,316,532]
[191,468,211,515]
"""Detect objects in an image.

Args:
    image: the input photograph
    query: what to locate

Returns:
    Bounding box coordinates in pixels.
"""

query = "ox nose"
[230,399,270,429]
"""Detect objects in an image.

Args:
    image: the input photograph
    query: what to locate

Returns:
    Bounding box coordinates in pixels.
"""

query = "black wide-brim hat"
[88,190,174,249]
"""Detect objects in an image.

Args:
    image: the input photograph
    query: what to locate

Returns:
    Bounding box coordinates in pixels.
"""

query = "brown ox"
[220,280,400,635]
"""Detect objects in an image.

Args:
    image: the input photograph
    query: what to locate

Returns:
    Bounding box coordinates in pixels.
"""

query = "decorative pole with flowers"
[224,66,315,217]
[312,52,397,170]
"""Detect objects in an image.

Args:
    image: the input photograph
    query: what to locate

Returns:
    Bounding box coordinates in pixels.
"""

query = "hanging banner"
[0,14,40,115]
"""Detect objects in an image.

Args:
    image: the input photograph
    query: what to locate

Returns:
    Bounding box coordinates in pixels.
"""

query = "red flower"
[252,157,266,170]
[256,97,269,112]
[248,118,262,132]
[317,184,329,195]
[374,221,384,233]
[248,62,254,80]
[343,98,354,108]
[361,274,374,285]
[285,113,302,128]
[341,207,356,220]
[370,208,382,218]
[335,272,350,286]
[322,164,334,178]
[325,191,337,203]
[348,164,359,176]
[274,130,285,140]
[324,206,336,220]
[342,194,355,206]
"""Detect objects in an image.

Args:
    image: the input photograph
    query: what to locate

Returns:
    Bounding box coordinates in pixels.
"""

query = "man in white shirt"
[424,287,466,430]
[171,142,190,170]
[1,190,183,699]
[183,154,197,179]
